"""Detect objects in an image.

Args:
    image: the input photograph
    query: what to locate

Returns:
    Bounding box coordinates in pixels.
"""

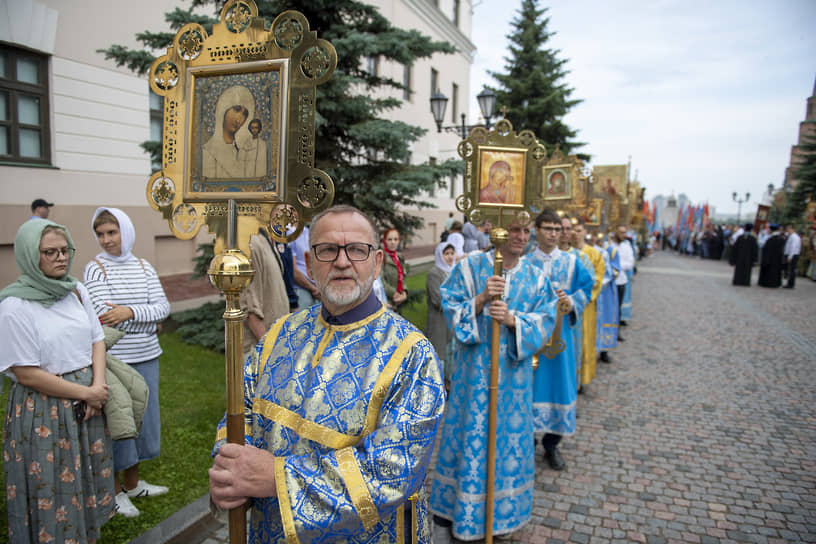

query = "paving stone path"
[192,252,816,544]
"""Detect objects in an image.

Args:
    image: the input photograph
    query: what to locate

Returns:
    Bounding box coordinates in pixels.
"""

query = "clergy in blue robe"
[430,219,556,541]
[209,205,446,544]
[527,210,593,471]
[596,239,620,352]
[556,215,596,382]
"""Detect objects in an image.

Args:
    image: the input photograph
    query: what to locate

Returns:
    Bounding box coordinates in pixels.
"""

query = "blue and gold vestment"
[596,245,620,351]
[527,247,593,435]
[214,294,445,543]
[430,251,556,540]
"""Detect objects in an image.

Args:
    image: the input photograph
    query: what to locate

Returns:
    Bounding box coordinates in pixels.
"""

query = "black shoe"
[599,352,611,363]
[617,335,625,342]
[620,320,628,326]
[577,385,584,395]
[783,285,794,289]
[544,448,566,471]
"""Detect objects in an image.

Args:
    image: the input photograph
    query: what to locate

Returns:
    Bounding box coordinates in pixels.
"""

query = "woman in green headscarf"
[0,219,115,544]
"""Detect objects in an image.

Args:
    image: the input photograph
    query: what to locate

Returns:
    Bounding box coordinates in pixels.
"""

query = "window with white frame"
[0,44,51,165]
[365,56,379,77]
[452,82,459,124]
[403,63,412,102]
[430,68,439,112]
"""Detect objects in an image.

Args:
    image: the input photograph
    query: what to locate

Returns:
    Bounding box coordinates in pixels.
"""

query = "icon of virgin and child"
[479,157,523,206]
[201,84,268,179]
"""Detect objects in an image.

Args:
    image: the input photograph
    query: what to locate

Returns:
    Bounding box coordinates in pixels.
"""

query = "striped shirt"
[83,255,170,364]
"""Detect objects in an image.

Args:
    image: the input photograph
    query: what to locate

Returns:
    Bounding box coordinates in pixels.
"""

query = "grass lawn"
[401,269,429,332]
[0,270,431,542]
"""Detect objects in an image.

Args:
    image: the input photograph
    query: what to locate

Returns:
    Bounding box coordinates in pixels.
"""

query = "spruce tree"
[488,0,585,158]
[99,0,461,235]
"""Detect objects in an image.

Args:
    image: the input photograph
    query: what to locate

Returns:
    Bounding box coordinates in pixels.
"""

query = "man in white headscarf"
[202,85,254,178]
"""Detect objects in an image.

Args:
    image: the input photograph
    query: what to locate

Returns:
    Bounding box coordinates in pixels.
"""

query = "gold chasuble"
[214,297,445,543]
[579,244,605,386]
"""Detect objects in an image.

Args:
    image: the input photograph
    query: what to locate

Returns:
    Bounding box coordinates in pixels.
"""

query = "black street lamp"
[732,191,750,224]
[431,86,497,138]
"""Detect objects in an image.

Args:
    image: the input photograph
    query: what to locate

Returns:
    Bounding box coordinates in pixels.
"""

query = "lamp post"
[732,191,750,224]
[431,86,497,137]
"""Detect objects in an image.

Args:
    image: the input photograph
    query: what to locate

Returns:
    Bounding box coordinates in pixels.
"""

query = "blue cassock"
[213,295,446,544]
[596,244,620,351]
[430,250,556,540]
[527,247,593,436]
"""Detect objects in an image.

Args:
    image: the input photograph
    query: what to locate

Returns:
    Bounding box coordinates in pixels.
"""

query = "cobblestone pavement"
[190,252,816,544]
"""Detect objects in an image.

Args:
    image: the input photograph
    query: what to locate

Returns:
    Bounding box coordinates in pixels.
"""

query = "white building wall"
[51,58,151,174]
[366,0,474,246]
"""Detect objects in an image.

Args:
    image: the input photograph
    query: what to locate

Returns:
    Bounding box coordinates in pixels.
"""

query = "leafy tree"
[785,129,816,225]
[488,0,586,159]
[99,0,461,236]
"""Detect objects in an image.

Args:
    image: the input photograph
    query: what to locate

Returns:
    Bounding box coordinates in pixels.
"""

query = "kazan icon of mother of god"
[479,160,520,205]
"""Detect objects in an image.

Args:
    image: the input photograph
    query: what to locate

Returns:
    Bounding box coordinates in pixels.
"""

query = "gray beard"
[317,272,375,309]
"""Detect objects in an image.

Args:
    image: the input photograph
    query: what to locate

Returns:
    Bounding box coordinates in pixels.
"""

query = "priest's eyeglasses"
[312,243,375,262]
[40,247,75,261]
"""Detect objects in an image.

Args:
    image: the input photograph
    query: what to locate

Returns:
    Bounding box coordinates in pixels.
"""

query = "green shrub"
[173,301,226,353]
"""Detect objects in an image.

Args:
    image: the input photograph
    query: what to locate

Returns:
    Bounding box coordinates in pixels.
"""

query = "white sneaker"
[115,491,140,518]
[126,480,169,499]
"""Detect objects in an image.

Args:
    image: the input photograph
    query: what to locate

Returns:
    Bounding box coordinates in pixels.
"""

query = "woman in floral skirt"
[0,218,115,543]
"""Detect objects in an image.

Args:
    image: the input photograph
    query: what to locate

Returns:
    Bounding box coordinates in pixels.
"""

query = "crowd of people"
[428,210,638,541]
[3,199,646,542]
[654,222,814,289]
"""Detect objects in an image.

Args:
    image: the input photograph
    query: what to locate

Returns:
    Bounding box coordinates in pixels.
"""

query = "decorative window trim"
[0,44,51,166]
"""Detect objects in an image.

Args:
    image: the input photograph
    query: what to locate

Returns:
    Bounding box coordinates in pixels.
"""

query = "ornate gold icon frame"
[145,0,337,255]
[457,119,548,229]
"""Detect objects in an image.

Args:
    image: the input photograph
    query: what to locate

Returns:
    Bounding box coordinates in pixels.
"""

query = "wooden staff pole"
[207,200,254,544]
[485,226,508,544]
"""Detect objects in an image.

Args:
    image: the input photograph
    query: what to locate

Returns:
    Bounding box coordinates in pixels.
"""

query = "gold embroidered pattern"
[258,317,289,378]
[311,326,333,368]
[362,331,424,437]
[335,447,380,531]
[316,303,386,331]
[275,456,301,544]
[253,331,424,449]
[254,398,358,449]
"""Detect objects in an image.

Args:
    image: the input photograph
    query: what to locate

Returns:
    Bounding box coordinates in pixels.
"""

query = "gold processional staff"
[454,118,567,543]
[145,2,336,542]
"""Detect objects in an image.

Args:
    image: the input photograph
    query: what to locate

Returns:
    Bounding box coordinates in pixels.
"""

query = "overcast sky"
[468,0,816,215]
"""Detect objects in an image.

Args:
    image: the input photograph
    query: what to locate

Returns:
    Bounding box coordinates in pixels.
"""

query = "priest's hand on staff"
[209,443,277,509]
[475,275,506,315]
[554,288,572,312]
[487,300,515,327]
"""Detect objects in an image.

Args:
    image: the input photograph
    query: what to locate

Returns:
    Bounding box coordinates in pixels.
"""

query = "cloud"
[470,0,816,213]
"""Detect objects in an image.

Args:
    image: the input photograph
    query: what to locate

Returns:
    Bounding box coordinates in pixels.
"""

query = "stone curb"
[128,494,213,544]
